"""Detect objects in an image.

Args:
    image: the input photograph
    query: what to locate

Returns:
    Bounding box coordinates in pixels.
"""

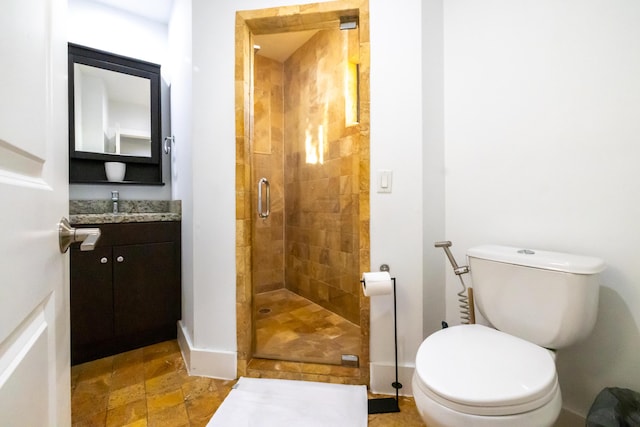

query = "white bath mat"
[207,377,367,427]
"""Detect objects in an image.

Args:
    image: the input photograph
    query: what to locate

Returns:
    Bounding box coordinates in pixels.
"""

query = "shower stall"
[249,25,363,366]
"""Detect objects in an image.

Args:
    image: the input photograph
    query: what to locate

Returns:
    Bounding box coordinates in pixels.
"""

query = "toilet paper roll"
[362,271,393,297]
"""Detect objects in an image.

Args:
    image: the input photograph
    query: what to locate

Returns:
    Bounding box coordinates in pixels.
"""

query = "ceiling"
[253,31,319,63]
[92,0,174,24]
[90,0,318,62]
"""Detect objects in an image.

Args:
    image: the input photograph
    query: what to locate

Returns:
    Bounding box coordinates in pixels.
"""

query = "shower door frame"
[234,0,371,384]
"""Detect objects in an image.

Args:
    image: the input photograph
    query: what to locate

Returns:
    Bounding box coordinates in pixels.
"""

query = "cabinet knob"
[116,256,124,263]
[100,257,108,264]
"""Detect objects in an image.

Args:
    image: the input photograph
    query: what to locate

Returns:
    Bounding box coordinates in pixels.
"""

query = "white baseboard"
[177,320,237,380]
[554,408,585,427]
[370,362,415,396]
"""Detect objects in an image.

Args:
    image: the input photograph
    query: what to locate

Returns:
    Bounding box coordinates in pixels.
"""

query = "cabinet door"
[70,247,114,362]
[113,242,180,336]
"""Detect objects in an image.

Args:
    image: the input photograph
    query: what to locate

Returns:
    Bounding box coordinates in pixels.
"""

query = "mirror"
[74,63,151,157]
[69,43,163,184]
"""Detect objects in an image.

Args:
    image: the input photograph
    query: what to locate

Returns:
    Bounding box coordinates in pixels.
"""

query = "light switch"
[377,170,392,193]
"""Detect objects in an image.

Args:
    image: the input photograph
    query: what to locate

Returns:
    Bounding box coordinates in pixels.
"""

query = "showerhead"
[435,241,469,276]
[339,16,358,30]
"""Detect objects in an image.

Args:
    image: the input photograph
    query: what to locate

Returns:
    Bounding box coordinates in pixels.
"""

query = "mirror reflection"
[74,64,151,157]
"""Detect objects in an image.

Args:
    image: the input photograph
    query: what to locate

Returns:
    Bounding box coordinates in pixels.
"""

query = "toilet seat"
[415,324,558,416]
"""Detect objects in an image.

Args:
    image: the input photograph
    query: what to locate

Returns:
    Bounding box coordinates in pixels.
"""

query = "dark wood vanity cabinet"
[70,221,181,365]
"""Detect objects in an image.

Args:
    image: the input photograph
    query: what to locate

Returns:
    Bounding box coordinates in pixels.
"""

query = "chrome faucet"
[111,190,119,214]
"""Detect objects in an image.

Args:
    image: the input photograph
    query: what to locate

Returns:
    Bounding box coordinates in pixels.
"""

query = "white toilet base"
[412,374,562,427]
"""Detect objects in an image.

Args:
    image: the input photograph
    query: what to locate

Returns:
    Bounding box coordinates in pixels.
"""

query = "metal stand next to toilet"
[364,264,402,414]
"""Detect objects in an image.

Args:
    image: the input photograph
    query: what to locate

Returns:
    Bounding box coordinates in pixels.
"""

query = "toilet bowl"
[413,245,605,427]
[412,324,561,427]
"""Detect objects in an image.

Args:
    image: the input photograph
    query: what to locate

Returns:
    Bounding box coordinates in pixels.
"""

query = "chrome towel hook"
[163,135,175,154]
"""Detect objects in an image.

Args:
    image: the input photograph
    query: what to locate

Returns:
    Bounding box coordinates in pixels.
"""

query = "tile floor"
[71,340,232,426]
[72,288,425,426]
[71,340,425,426]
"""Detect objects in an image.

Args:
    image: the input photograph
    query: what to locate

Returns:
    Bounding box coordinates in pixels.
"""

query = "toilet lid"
[415,324,557,415]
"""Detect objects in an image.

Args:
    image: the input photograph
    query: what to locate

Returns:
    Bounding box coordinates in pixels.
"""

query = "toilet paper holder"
[361,270,402,414]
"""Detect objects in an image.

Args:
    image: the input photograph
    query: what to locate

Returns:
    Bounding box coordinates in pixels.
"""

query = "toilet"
[413,245,605,427]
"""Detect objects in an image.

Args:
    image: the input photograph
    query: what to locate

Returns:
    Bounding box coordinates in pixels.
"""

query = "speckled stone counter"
[69,200,181,225]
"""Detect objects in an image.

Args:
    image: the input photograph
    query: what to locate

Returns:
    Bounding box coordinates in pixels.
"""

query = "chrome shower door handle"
[257,177,270,219]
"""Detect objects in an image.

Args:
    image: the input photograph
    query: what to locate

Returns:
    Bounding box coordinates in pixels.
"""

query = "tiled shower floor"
[254,288,361,365]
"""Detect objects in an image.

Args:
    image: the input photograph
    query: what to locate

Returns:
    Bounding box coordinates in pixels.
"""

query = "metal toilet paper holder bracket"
[361,266,402,414]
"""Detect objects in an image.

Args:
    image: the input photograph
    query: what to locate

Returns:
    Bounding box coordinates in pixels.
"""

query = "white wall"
[186,0,426,385]
[68,0,172,200]
[68,0,167,64]
[443,0,640,418]
[168,0,196,369]
[422,0,446,337]
[369,0,425,394]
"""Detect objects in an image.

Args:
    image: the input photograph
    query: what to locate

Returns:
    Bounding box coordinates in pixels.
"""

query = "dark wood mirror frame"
[68,43,163,185]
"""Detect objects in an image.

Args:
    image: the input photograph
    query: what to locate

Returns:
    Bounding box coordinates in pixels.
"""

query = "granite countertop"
[70,200,181,225]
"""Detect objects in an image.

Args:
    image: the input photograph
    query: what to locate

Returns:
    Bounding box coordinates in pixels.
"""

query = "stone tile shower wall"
[252,55,285,294]
[283,28,361,325]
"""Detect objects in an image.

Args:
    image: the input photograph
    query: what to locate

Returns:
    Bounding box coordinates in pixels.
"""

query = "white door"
[0,0,70,425]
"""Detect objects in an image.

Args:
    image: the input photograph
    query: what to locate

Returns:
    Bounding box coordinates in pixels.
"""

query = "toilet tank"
[467,245,605,349]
